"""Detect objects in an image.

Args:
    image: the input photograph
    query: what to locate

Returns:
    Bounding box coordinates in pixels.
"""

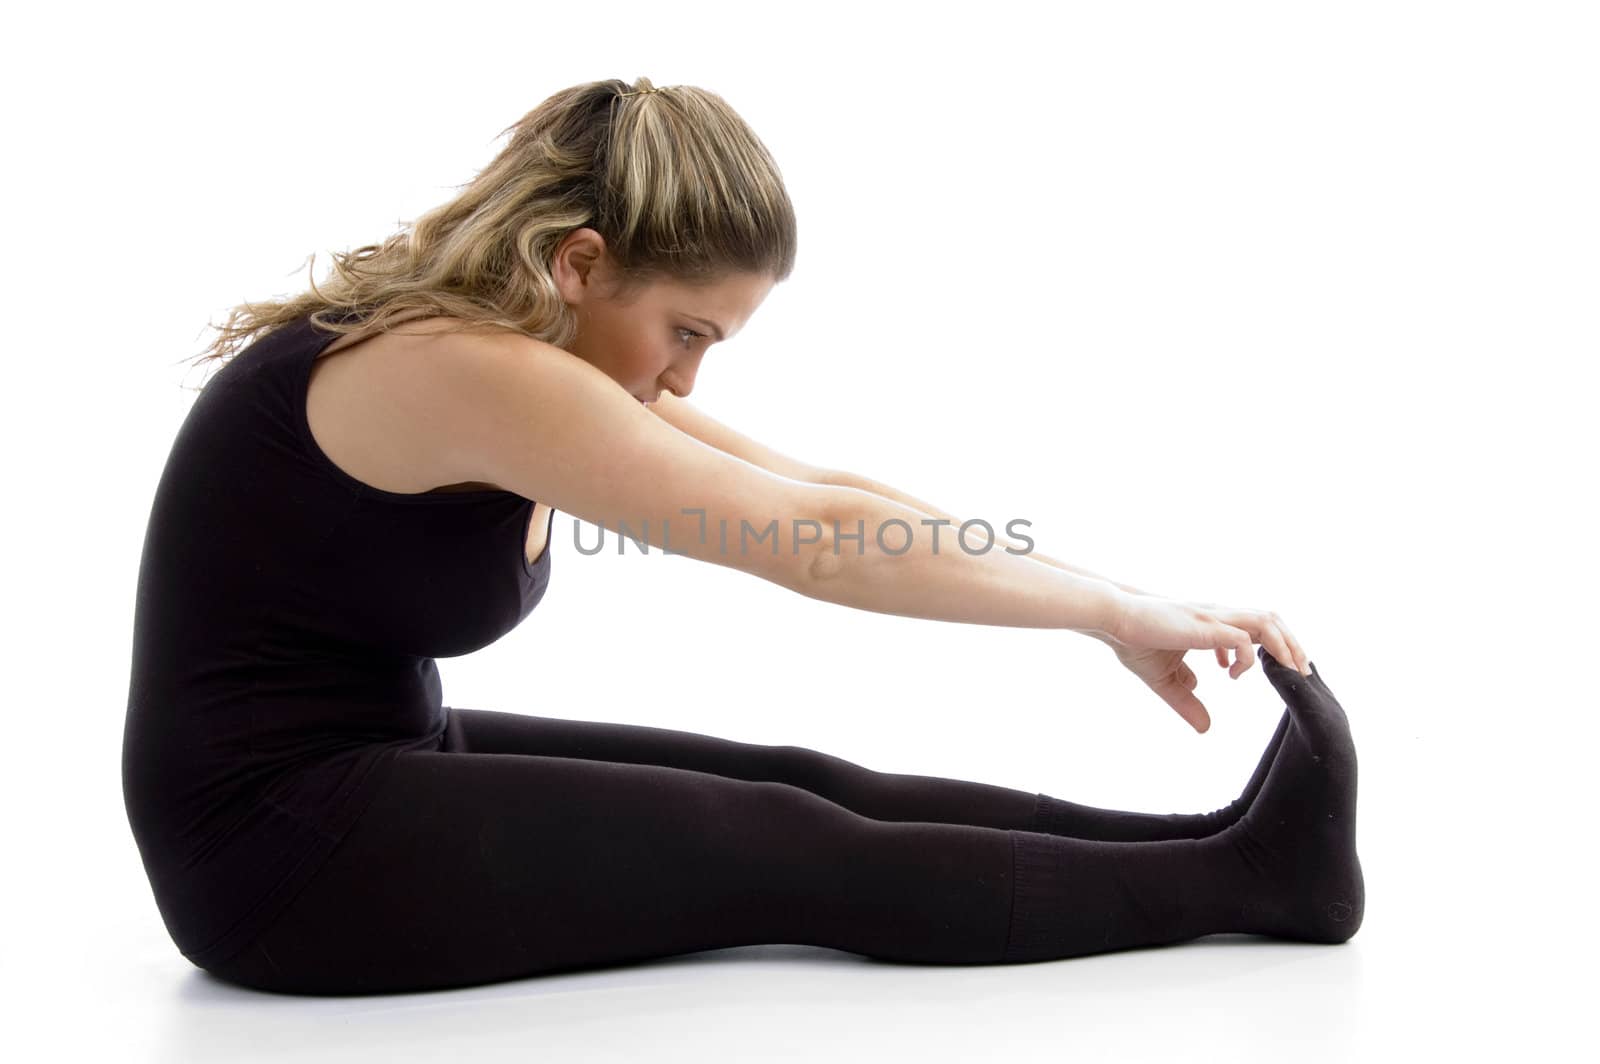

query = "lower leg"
[445,703,1291,843]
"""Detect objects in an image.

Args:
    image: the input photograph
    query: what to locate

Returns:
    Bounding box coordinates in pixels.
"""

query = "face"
[551,227,775,405]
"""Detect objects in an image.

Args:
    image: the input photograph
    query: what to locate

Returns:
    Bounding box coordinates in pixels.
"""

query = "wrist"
[1081,584,1130,643]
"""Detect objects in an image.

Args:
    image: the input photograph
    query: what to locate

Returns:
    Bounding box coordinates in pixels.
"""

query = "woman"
[122,77,1363,996]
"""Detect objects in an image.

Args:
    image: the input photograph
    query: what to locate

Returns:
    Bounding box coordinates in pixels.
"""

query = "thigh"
[446,705,812,780]
[444,706,1043,831]
[204,747,1014,995]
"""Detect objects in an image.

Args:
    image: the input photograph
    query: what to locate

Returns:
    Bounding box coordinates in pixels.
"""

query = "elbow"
[803,537,848,585]
[736,484,850,595]
[777,484,868,595]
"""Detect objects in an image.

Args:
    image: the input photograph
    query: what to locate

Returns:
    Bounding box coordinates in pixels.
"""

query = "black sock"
[1218,648,1365,942]
[1002,649,1363,961]
[1030,705,1294,841]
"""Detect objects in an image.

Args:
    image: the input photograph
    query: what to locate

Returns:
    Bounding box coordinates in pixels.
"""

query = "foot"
[1214,647,1365,943]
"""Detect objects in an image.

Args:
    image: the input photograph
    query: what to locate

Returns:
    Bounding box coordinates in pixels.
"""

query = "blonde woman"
[122,77,1363,996]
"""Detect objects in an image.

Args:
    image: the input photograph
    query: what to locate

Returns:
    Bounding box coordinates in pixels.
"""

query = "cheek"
[627,344,669,379]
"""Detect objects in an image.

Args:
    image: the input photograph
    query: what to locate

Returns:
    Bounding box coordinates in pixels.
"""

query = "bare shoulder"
[306,313,538,495]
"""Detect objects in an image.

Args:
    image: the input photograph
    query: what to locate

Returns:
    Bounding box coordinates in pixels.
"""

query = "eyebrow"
[684,315,727,343]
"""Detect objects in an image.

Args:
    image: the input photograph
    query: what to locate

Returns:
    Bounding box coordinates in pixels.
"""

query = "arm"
[427,336,1125,636]
[647,394,1140,628]
[646,396,1134,629]
[817,468,1158,599]
[645,392,829,484]
[802,482,1126,633]
[647,395,1149,596]
[814,471,1306,731]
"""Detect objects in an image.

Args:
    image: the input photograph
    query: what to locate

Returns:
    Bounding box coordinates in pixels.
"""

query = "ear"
[552,228,610,298]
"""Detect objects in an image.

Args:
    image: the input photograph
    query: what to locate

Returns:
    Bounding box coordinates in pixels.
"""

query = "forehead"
[655,271,770,302]
[650,272,773,329]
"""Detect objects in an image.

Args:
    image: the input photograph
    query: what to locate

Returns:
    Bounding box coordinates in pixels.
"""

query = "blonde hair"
[186,76,797,378]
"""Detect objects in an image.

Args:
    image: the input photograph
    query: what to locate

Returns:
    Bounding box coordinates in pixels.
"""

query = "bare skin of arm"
[815,468,1157,600]
[796,483,1127,634]
[647,394,1151,596]
[645,393,1131,631]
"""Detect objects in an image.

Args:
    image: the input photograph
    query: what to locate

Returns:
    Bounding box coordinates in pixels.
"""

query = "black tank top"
[121,309,553,968]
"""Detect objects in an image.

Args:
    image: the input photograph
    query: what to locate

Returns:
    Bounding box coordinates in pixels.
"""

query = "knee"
[770,743,876,794]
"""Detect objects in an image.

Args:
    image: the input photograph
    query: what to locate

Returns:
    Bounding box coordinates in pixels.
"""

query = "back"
[121,308,552,968]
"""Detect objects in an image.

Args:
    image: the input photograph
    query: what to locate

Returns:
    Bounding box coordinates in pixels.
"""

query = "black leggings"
[202,650,1363,995]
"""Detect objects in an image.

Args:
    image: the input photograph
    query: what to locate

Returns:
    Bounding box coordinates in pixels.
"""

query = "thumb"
[1160,681,1211,734]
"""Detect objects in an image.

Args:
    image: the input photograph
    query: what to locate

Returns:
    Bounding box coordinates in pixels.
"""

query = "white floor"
[15,933,1575,1062]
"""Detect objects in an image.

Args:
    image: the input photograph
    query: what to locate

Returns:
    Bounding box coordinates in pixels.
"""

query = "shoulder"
[392,317,588,400]
[327,312,587,428]
[305,312,577,496]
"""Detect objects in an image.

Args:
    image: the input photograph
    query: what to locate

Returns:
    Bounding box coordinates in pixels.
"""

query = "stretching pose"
[122,77,1363,996]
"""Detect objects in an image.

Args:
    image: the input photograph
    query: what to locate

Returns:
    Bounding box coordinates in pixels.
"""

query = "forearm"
[794,482,1127,636]
[817,468,1158,599]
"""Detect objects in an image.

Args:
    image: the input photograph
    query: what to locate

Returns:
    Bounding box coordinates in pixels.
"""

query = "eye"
[677,327,705,348]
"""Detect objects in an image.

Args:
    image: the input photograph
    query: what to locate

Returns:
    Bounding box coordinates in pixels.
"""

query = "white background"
[3,0,1595,1060]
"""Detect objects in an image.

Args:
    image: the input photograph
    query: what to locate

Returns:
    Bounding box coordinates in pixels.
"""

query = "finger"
[1215,647,1229,669]
[1226,625,1253,679]
[1279,625,1311,675]
[1254,624,1305,672]
[1208,621,1245,655]
[1264,620,1303,677]
[1207,611,1263,679]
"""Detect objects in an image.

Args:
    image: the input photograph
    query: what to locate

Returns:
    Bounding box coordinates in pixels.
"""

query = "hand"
[1093,593,1312,734]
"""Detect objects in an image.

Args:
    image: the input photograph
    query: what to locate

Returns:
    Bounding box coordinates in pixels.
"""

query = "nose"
[663,362,700,400]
